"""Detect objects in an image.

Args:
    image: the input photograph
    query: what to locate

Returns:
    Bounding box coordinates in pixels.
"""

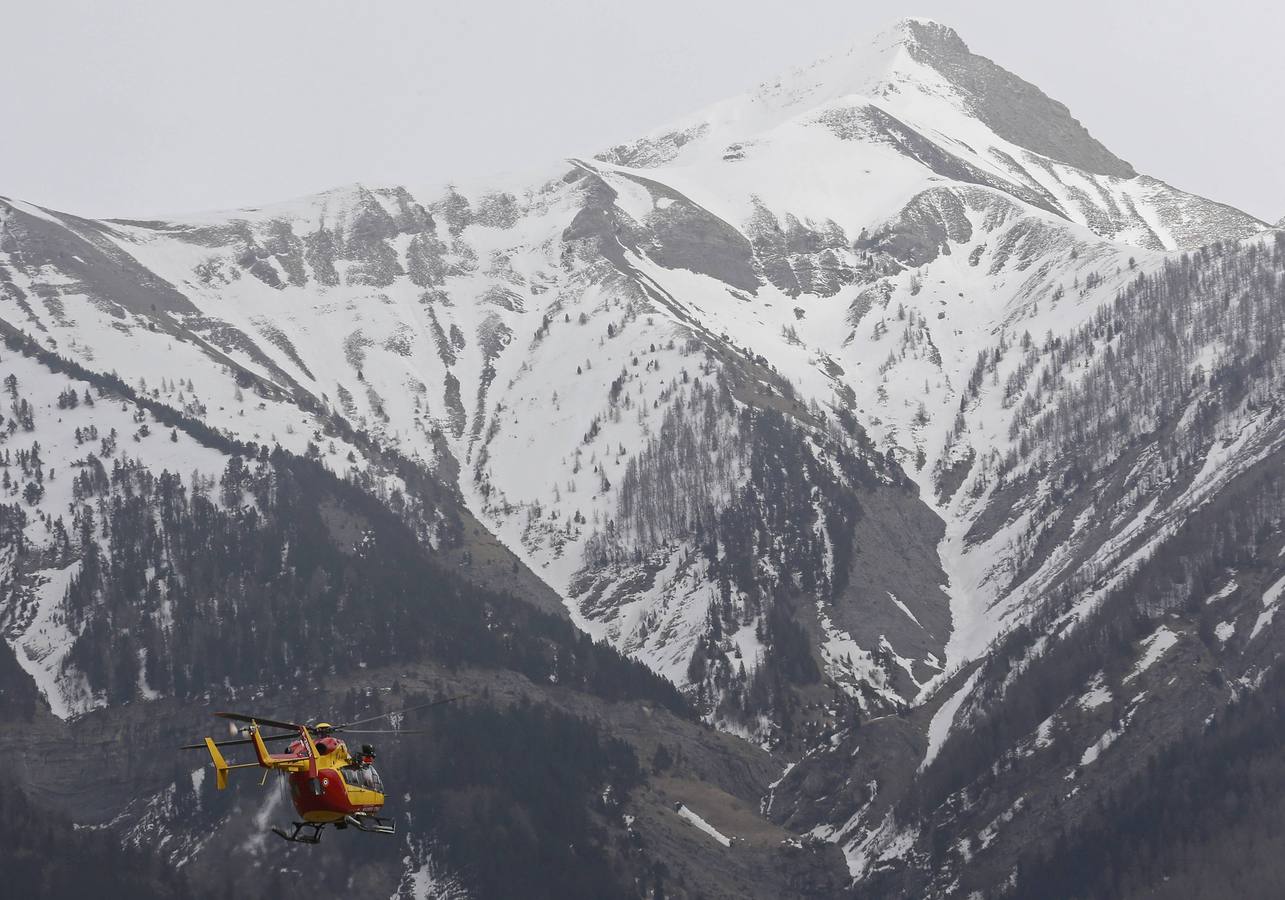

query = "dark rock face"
[338,189,404,286]
[475,192,520,229]
[618,171,761,293]
[642,205,760,293]
[821,104,1066,219]
[595,122,711,168]
[561,168,638,266]
[562,166,760,292]
[406,230,449,287]
[435,187,473,236]
[831,482,952,692]
[745,199,858,297]
[904,19,1137,178]
[261,219,308,286]
[856,187,975,269]
[381,185,434,234]
[443,370,466,437]
[0,199,197,317]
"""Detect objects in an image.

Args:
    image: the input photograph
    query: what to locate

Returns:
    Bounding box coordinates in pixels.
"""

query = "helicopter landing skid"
[343,813,396,835]
[271,821,325,844]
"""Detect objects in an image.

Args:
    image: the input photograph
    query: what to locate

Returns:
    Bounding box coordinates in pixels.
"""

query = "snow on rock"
[1031,715,1056,751]
[0,350,233,718]
[921,668,981,770]
[976,798,1025,851]
[818,601,901,709]
[1079,728,1120,767]
[1078,674,1112,710]
[762,759,798,816]
[842,812,918,879]
[1015,712,1060,759]
[396,836,468,900]
[6,561,89,719]
[1077,690,1148,769]
[1205,579,1238,605]
[136,647,162,700]
[1251,574,1285,641]
[1124,626,1179,683]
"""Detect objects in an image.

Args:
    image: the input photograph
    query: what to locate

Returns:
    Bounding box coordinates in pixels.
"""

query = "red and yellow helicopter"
[182,698,458,844]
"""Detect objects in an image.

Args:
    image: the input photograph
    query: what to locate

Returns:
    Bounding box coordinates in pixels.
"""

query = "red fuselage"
[284,737,385,823]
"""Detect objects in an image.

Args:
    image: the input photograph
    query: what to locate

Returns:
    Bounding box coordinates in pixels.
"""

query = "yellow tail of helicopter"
[203,734,266,789]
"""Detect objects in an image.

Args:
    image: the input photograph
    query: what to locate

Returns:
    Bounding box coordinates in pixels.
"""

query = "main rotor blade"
[215,711,305,732]
[331,696,467,731]
[180,732,298,750]
[335,729,429,735]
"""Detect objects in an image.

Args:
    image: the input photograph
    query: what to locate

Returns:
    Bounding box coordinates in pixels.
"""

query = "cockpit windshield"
[341,765,384,793]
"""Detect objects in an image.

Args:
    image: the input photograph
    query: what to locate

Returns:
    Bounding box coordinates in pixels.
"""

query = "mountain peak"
[881,16,960,44]
[886,19,1137,178]
[601,18,1135,181]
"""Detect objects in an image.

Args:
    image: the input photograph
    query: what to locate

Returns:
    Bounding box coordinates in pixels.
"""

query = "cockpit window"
[341,765,384,793]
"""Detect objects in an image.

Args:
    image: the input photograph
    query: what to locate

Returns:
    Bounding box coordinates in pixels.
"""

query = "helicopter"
[182,697,460,844]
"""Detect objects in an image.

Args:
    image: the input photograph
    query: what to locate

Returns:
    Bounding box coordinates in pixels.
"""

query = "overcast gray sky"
[3,0,1281,222]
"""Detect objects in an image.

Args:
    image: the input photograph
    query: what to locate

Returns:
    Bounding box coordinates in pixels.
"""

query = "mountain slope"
[0,332,845,898]
[1,16,1282,898]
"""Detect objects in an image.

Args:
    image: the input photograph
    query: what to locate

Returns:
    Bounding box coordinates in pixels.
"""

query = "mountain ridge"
[597,18,1138,181]
[0,17,1268,722]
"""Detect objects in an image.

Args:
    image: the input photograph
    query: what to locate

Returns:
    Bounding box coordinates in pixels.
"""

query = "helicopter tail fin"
[204,737,231,790]
[249,723,275,768]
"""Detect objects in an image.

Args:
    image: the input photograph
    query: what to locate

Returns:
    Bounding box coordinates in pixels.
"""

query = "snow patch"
[841,813,918,879]
[1205,579,1238,605]
[1078,674,1112,710]
[396,835,468,900]
[5,561,93,720]
[1124,626,1178,683]
[921,668,980,770]
[1251,573,1285,641]
[1079,728,1120,767]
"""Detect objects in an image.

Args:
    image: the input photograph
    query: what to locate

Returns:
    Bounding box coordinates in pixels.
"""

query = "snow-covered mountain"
[3,17,1284,898]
